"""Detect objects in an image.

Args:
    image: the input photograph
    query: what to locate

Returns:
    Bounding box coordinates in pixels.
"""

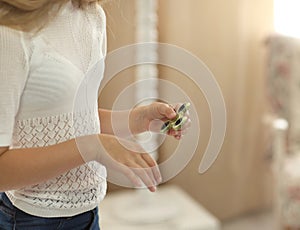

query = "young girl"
[0,0,188,229]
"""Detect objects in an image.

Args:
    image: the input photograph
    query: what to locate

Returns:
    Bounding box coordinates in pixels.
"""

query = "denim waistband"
[0,192,14,208]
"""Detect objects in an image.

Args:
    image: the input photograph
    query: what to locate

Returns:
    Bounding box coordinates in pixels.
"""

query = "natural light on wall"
[274,0,300,38]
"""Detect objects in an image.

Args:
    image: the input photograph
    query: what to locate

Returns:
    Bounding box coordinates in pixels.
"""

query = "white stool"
[99,185,220,230]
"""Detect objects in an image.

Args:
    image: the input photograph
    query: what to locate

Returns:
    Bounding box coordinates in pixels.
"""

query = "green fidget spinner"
[160,102,191,134]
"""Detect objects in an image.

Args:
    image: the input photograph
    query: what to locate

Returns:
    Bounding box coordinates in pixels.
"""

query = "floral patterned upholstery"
[268,35,300,228]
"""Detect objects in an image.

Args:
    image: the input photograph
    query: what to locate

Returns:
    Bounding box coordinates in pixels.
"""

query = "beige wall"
[99,0,136,110]
[158,0,274,220]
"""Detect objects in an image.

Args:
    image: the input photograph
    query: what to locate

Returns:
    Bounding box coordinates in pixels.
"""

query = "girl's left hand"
[143,102,191,140]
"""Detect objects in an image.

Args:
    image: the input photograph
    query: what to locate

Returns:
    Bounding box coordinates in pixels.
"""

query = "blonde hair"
[0,0,105,32]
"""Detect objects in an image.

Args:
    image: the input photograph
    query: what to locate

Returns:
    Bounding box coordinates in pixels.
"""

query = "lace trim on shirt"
[12,109,100,149]
[9,108,107,210]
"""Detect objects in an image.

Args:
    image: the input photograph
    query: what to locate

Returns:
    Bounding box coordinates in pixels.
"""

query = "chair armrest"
[272,118,289,172]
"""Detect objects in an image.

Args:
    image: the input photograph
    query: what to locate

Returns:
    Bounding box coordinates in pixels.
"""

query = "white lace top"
[0,2,107,217]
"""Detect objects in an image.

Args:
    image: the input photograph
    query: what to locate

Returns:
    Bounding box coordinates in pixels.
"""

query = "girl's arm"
[0,139,85,192]
[0,134,160,193]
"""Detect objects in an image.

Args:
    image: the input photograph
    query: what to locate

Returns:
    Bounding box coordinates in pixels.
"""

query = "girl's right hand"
[97,134,161,192]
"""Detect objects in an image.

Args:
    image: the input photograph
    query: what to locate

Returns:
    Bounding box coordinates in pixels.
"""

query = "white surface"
[99,185,220,230]
[222,211,276,230]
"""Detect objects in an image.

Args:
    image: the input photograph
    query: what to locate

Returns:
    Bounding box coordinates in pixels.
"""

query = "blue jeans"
[0,193,100,230]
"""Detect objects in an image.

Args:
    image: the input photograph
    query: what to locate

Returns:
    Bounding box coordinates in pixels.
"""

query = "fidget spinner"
[160,102,191,133]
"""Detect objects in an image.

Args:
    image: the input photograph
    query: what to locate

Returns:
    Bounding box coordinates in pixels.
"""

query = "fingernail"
[170,111,176,117]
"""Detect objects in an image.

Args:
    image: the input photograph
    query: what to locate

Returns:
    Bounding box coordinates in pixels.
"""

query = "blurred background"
[98,0,300,229]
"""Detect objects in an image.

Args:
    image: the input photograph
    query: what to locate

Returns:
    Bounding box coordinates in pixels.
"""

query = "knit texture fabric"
[0,1,107,217]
